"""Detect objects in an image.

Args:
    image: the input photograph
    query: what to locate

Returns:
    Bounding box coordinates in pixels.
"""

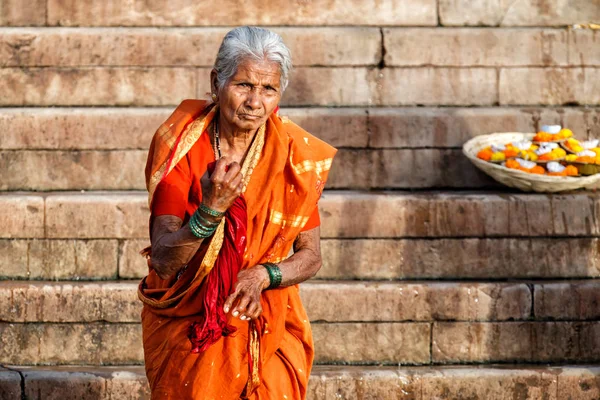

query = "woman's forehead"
[231,59,281,84]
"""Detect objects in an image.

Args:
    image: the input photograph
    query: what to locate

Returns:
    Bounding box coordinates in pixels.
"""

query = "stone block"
[302,282,531,322]
[368,107,536,148]
[0,323,143,365]
[569,30,600,66]
[283,108,368,148]
[45,193,149,239]
[312,322,431,364]
[319,191,555,238]
[557,367,600,399]
[432,322,533,363]
[47,0,437,26]
[439,0,600,27]
[119,239,150,279]
[0,107,170,150]
[308,367,420,399]
[0,239,28,278]
[535,281,600,320]
[28,239,118,280]
[282,68,373,106]
[433,322,600,363]
[420,367,558,399]
[0,68,196,106]
[0,282,140,323]
[500,68,600,105]
[328,148,496,189]
[0,194,44,238]
[0,0,46,25]
[533,322,600,362]
[22,366,150,400]
[374,68,498,106]
[0,367,22,399]
[384,28,567,66]
[319,238,600,280]
[0,150,146,191]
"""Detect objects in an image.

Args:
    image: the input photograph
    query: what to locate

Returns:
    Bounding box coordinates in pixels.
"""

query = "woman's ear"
[210,69,219,99]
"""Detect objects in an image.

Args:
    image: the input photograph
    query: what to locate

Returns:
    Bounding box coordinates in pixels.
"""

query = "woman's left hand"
[223,265,270,320]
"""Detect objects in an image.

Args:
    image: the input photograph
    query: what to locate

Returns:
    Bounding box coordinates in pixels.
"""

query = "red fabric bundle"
[188,194,248,353]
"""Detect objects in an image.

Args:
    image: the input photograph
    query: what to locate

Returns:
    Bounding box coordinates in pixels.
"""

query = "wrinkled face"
[213,58,282,132]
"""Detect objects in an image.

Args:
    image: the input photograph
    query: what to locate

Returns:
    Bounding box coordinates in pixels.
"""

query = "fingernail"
[224,306,229,313]
[240,315,246,320]
[232,311,239,317]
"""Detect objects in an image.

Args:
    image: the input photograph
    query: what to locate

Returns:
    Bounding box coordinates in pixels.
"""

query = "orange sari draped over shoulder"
[138,100,337,399]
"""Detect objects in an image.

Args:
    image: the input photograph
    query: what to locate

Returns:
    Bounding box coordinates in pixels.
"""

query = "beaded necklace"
[213,116,222,160]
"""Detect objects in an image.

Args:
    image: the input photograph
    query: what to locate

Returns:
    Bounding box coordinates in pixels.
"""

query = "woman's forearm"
[150,215,206,279]
[271,227,322,287]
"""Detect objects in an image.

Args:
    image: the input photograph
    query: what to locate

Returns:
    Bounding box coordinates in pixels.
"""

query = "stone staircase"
[2,1,600,399]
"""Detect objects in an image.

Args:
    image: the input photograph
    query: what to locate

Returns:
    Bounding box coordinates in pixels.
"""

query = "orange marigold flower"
[504,148,519,158]
[477,148,493,161]
[565,165,578,176]
[505,159,520,169]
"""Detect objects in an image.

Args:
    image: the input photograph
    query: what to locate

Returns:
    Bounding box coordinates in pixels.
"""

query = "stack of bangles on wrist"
[188,204,224,238]
[263,263,282,289]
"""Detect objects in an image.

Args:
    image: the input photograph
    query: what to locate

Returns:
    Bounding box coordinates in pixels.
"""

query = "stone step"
[4,364,599,400]
[3,191,600,240]
[0,280,599,365]
[0,280,538,324]
[3,320,600,365]
[6,107,599,151]
[3,237,600,281]
[2,66,599,107]
[0,148,500,190]
[439,0,600,27]
[0,27,381,67]
[3,27,597,68]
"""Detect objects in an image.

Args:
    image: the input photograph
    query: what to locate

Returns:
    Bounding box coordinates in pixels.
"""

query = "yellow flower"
[559,128,573,139]
[491,152,506,162]
[566,154,578,162]
[553,148,567,158]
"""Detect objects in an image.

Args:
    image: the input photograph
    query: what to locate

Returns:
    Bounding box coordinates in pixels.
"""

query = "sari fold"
[139,100,337,399]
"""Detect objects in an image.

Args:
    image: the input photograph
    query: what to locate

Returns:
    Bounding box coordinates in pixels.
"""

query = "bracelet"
[263,263,282,290]
[195,211,220,227]
[199,203,225,218]
[189,210,218,238]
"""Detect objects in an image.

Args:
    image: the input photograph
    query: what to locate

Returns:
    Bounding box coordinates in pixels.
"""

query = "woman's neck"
[217,114,258,159]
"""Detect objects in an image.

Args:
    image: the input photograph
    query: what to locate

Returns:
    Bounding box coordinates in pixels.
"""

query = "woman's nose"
[244,90,261,109]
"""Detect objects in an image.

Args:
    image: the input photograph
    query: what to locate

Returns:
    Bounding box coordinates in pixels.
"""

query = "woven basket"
[463,132,600,193]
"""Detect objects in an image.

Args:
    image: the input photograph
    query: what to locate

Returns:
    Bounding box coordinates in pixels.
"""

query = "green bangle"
[199,203,225,218]
[195,212,220,227]
[189,211,217,238]
[263,263,282,290]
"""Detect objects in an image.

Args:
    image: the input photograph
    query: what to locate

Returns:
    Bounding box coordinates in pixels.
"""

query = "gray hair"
[213,26,292,92]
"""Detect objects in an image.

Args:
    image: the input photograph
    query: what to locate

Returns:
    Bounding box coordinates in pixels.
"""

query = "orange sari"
[138,100,336,399]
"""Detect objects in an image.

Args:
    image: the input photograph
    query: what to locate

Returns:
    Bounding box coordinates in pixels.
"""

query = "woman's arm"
[149,215,209,280]
[224,226,322,320]
[149,157,243,280]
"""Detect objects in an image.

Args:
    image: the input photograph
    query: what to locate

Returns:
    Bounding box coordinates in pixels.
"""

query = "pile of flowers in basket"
[476,125,600,177]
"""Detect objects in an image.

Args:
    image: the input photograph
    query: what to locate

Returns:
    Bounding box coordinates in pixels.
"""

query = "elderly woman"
[138,26,337,399]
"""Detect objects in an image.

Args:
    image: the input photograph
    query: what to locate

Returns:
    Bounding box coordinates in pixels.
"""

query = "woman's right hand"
[200,156,244,213]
